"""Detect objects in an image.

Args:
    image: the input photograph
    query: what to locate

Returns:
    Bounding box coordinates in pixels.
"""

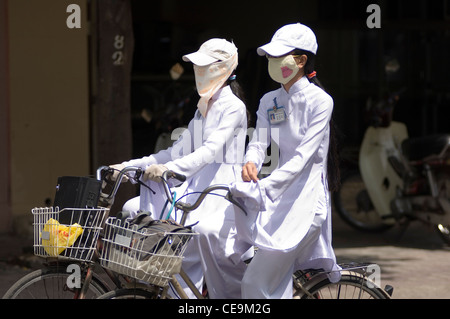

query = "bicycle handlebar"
[161,170,229,211]
[160,170,247,223]
[96,165,143,206]
[96,166,247,222]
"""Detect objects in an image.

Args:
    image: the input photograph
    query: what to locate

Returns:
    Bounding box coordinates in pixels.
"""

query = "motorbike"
[333,91,450,244]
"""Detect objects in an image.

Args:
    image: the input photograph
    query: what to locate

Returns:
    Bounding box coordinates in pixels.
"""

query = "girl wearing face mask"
[109,39,252,298]
[231,23,341,299]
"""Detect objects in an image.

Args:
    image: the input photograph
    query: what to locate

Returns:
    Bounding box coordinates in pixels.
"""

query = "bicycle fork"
[77,265,94,299]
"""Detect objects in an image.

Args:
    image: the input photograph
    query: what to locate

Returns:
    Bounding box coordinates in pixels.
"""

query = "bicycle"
[3,167,393,299]
[2,166,150,299]
[96,170,394,299]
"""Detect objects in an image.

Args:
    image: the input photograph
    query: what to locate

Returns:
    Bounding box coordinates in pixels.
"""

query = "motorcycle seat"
[401,134,450,161]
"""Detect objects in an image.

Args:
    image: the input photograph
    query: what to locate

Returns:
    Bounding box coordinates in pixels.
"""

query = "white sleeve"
[165,104,246,178]
[244,101,271,171]
[262,98,333,201]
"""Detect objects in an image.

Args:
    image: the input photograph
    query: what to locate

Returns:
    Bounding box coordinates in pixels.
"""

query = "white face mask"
[268,55,300,84]
[193,53,238,117]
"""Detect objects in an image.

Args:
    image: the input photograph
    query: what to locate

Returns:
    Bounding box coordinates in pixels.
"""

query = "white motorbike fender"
[359,121,408,224]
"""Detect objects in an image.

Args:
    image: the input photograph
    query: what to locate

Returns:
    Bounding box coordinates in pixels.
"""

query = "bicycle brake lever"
[134,167,143,180]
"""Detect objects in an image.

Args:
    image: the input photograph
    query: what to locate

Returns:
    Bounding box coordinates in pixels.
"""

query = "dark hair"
[227,75,245,103]
[227,75,251,126]
[294,49,341,192]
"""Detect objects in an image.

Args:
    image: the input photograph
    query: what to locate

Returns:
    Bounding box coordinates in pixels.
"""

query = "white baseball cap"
[182,38,237,66]
[257,23,318,57]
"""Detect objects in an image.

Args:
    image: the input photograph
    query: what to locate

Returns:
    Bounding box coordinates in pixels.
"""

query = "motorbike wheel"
[333,170,393,233]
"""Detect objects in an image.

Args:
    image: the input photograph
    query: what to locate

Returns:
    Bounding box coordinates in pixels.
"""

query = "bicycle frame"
[89,167,216,299]
[143,170,231,299]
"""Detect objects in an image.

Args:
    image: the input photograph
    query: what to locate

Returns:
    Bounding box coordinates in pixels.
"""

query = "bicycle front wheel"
[2,266,109,299]
[301,274,389,299]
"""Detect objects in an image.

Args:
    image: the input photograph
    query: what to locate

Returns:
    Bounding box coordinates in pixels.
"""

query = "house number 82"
[112,35,125,66]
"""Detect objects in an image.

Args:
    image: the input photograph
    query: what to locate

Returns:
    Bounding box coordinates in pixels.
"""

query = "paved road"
[1,210,449,299]
[332,211,450,299]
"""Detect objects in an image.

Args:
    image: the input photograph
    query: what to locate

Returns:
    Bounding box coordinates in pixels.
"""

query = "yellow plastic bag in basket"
[41,218,83,256]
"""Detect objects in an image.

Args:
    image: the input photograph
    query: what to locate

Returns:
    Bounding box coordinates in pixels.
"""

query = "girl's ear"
[296,54,308,68]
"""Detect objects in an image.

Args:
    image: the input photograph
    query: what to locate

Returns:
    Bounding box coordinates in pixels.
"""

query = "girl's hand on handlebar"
[143,164,168,183]
[242,161,259,182]
[108,164,129,183]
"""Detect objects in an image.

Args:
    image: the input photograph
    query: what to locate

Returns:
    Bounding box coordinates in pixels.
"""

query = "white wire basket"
[100,217,197,287]
[32,207,108,262]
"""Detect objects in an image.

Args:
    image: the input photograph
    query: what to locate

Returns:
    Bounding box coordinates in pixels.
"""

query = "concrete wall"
[2,0,90,234]
[0,0,11,232]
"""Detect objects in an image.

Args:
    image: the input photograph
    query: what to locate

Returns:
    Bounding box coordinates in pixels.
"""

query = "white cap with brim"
[183,38,237,66]
[182,52,218,66]
[257,23,318,57]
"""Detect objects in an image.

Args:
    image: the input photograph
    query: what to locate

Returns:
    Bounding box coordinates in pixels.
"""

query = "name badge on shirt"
[267,97,286,124]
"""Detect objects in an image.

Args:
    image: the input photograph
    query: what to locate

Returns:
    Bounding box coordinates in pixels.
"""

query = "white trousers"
[241,248,296,299]
[194,211,253,299]
[241,215,323,299]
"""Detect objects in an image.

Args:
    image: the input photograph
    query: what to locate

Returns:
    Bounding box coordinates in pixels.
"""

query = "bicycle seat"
[401,134,450,161]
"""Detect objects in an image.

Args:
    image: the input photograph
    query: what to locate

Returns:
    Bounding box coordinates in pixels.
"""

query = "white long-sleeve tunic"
[231,76,338,272]
[123,85,247,224]
[121,85,252,298]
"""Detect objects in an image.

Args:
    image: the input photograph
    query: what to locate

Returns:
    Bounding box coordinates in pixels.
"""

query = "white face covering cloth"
[193,53,238,117]
[268,55,300,85]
